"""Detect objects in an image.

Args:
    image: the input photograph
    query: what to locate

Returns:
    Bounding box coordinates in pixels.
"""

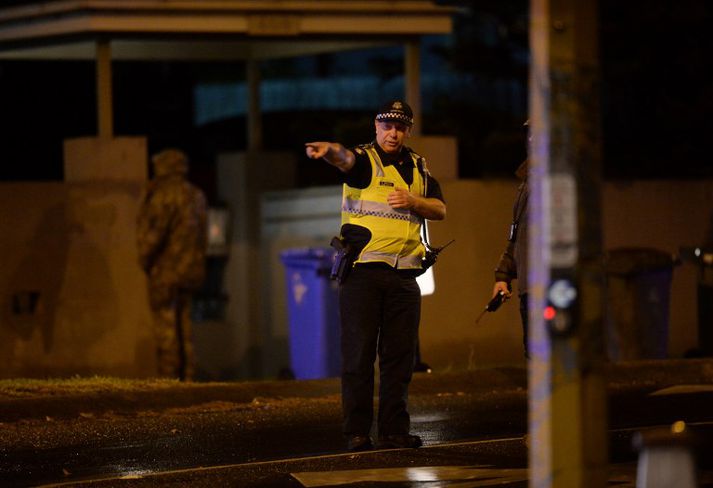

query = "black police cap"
[375,100,414,126]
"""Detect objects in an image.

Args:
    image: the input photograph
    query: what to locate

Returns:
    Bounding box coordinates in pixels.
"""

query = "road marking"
[37,425,713,488]
[649,385,713,395]
[291,466,528,487]
[35,437,525,487]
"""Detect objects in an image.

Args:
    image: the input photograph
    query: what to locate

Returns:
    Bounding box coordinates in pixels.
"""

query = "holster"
[330,236,355,284]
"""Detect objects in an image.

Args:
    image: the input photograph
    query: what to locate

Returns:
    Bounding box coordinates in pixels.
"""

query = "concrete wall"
[421,180,713,368]
[208,136,455,379]
[0,137,154,379]
[601,181,713,357]
[420,180,525,369]
[0,182,154,377]
[1,139,711,378]
[205,151,297,380]
[262,179,713,374]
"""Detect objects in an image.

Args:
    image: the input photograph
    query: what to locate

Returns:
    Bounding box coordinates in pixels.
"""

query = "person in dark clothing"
[305,100,446,451]
[493,120,531,358]
[493,158,529,357]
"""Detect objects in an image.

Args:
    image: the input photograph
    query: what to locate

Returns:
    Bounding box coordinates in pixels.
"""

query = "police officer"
[305,100,447,451]
[137,148,208,381]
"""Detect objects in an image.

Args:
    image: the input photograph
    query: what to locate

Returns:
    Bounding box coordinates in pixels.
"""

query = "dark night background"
[0,0,711,202]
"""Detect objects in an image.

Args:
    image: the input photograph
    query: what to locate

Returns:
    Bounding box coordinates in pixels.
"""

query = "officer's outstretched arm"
[305,142,355,172]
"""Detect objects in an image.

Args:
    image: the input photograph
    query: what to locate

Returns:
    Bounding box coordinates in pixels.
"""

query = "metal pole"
[96,40,113,138]
[247,57,262,152]
[528,0,608,486]
[405,40,422,135]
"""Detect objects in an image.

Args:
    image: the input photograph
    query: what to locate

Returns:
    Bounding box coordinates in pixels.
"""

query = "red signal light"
[543,306,556,320]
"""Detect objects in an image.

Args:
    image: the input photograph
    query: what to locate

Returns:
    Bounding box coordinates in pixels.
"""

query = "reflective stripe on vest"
[341,144,425,269]
[342,197,422,225]
[359,251,423,268]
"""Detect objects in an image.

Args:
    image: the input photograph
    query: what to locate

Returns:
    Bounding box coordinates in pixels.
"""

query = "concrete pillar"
[24,136,155,377]
[216,151,296,379]
[63,137,147,182]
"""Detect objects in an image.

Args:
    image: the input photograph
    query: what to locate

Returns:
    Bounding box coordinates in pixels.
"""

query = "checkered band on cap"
[375,100,414,126]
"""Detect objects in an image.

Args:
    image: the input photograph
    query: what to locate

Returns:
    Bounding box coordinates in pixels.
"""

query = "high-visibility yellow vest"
[342,144,426,270]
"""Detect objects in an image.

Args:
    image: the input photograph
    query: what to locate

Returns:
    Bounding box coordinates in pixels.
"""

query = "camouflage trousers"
[148,285,195,381]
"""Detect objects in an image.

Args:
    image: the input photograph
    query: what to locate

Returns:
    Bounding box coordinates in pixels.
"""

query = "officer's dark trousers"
[339,265,421,437]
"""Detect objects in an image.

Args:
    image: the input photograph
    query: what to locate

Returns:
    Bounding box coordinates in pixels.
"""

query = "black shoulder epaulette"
[405,146,429,177]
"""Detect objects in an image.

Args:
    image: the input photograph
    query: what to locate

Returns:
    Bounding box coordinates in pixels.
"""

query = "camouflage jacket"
[137,173,208,290]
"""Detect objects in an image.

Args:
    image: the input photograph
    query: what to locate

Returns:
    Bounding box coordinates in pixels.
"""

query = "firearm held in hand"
[475,290,508,325]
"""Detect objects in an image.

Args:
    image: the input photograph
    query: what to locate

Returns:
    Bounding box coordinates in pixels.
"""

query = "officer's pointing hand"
[305,142,329,159]
[387,187,415,209]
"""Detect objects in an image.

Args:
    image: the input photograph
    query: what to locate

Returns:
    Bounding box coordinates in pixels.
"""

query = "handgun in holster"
[330,236,355,283]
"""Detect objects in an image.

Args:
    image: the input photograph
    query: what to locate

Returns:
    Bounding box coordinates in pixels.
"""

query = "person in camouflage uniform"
[137,148,208,381]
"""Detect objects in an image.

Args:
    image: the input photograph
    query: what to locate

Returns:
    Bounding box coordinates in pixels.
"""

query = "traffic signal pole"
[528,1,608,487]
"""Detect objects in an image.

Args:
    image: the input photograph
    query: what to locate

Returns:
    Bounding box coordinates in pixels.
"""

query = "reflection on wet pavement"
[292,465,528,487]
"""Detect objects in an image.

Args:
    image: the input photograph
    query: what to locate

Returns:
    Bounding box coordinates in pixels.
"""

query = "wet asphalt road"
[2,365,713,487]
[2,390,528,487]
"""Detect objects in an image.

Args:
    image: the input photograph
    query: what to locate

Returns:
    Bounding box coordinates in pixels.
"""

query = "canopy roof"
[0,0,454,60]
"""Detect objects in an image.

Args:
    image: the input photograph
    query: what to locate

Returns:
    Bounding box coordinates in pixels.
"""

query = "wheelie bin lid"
[279,247,335,269]
[605,247,677,276]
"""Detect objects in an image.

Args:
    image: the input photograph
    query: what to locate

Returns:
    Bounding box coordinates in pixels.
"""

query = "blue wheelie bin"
[279,247,340,379]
